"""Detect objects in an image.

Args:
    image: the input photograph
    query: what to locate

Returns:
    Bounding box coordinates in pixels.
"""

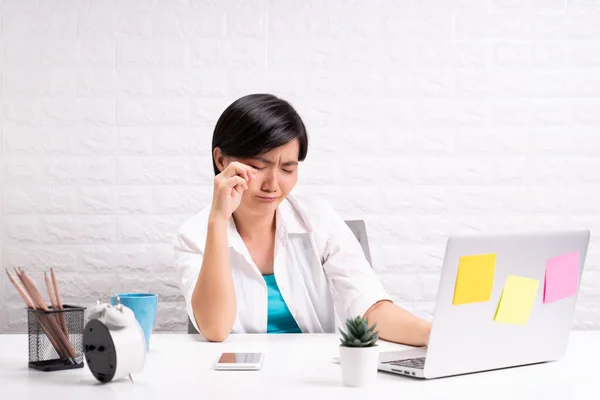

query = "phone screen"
[217,352,263,364]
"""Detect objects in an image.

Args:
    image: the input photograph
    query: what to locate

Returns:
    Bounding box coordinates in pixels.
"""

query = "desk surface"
[1,331,598,399]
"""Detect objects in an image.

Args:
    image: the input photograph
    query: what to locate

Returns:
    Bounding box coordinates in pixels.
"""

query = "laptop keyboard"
[382,357,426,370]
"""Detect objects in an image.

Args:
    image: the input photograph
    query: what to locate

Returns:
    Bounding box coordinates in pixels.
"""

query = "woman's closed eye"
[250,164,294,174]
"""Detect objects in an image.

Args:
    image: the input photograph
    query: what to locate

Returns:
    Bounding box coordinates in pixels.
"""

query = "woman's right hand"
[210,161,256,221]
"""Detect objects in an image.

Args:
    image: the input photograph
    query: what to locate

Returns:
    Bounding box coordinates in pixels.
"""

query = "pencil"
[50,268,68,335]
[18,270,77,362]
[5,269,66,360]
[45,271,67,336]
[45,272,58,310]
[16,269,71,360]
[6,268,34,308]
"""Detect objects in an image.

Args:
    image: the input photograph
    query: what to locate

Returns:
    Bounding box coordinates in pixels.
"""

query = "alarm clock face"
[83,319,117,383]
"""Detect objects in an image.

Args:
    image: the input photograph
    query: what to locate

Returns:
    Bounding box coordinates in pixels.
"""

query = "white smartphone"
[213,352,264,370]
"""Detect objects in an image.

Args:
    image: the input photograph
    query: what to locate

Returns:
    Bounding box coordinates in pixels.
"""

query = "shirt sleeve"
[173,230,204,336]
[319,202,393,322]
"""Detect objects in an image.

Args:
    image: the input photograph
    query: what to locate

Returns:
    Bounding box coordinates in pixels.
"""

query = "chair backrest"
[344,219,372,267]
[186,219,372,333]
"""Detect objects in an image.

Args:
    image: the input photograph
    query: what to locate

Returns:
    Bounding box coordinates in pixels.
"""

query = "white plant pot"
[339,345,380,387]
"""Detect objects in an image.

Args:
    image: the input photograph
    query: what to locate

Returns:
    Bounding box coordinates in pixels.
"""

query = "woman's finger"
[233,184,245,195]
[222,161,256,181]
[223,176,248,190]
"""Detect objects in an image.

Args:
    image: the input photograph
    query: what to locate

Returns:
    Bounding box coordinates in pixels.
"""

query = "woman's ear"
[213,147,228,173]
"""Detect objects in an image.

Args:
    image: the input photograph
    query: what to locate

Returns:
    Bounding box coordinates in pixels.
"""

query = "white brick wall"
[1,0,599,333]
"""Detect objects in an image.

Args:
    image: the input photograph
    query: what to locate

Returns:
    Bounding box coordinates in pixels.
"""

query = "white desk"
[1,332,598,399]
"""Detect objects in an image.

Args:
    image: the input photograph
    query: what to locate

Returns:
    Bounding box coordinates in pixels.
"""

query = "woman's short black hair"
[211,93,308,175]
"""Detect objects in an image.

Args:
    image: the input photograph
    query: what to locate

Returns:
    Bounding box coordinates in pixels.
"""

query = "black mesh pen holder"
[27,305,86,371]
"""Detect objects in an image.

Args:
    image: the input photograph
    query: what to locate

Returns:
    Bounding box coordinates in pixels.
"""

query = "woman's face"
[233,139,300,215]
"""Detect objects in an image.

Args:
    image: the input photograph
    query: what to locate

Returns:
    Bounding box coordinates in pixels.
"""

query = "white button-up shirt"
[173,194,392,337]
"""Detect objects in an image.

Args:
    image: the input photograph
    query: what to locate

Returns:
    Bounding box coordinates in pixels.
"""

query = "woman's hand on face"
[210,161,257,221]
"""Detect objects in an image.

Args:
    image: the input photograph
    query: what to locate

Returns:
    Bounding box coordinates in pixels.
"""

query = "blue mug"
[110,293,158,351]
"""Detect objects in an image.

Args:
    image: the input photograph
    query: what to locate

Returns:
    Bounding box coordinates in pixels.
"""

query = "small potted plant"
[338,315,380,387]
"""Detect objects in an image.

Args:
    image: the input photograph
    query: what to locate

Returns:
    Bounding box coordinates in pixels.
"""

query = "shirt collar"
[277,196,310,236]
[227,196,310,253]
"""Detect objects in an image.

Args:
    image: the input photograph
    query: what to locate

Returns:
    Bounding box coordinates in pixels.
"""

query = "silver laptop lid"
[424,229,590,379]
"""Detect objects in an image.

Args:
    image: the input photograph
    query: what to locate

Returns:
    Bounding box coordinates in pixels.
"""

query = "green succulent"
[339,315,379,347]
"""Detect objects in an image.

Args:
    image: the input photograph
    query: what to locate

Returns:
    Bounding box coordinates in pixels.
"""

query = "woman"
[174,93,431,345]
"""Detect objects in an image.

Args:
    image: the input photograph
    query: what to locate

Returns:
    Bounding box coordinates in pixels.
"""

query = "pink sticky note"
[543,251,580,304]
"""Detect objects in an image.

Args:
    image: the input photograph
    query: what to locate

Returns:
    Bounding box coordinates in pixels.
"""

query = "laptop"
[378,229,591,379]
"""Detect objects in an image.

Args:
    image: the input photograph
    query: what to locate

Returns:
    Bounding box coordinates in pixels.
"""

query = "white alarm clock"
[83,296,146,383]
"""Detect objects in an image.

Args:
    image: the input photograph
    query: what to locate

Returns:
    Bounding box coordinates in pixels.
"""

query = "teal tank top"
[263,274,302,334]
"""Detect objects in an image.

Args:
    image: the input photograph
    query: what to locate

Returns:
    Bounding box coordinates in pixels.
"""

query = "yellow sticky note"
[453,253,496,305]
[494,275,539,326]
